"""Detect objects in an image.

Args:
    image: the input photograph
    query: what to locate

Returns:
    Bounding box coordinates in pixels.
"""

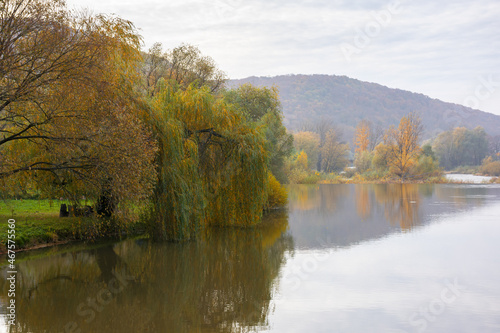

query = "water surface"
[2,184,500,332]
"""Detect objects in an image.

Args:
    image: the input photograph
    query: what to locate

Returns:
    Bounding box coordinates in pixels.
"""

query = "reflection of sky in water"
[1,184,500,332]
[271,199,500,333]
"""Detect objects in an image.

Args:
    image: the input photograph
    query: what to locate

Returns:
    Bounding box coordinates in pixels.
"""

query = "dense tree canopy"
[224,84,293,183]
[142,42,227,96]
[384,112,423,180]
[433,126,489,169]
[0,0,157,213]
[147,82,270,240]
[293,131,320,170]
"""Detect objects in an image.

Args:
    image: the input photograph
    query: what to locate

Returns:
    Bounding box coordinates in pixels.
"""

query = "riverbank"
[3,176,498,253]
[0,199,145,254]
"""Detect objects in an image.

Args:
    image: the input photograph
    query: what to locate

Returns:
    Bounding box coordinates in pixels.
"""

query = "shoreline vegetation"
[2,174,498,254]
[1,1,500,254]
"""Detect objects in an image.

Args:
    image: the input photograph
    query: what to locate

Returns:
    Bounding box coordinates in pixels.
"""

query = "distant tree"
[421,144,436,160]
[354,120,370,153]
[293,131,320,170]
[433,126,489,169]
[480,156,500,176]
[299,116,338,171]
[296,151,309,170]
[321,130,350,172]
[372,143,391,172]
[354,150,373,174]
[384,113,423,180]
[368,123,384,151]
[488,135,500,160]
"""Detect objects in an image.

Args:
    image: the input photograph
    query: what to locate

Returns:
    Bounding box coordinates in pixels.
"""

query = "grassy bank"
[0,199,144,253]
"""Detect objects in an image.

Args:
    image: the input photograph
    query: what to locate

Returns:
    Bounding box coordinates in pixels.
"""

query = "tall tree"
[148,83,270,241]
[321,129,350,173]
[384,112,423,180]
[354,120,370,153]
[143,43,227,95]
[293,131,320,170]
[224,84,293,183]
[0,0,157,213]
[433,126,489,169]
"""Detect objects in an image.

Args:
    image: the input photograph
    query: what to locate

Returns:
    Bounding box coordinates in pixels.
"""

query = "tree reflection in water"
[373,184,421,230]
[1,210,292,333]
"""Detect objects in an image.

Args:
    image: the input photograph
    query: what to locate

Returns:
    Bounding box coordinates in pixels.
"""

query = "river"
[1,183,500,332]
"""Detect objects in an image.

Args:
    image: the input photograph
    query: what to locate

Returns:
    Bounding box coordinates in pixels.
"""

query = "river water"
[1,184,500,333]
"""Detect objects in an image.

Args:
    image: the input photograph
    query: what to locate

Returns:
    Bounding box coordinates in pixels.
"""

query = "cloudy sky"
[66,0,500,116]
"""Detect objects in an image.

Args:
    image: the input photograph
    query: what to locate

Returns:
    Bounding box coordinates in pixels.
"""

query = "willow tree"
[224,84,293,183]
[147,82,269,241]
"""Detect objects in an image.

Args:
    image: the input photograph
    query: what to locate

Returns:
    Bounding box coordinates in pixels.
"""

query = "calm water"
[2,184,500,333]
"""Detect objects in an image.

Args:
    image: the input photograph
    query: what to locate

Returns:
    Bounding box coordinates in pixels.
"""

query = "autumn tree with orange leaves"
[354,120,370,153]
[384,112,423,180]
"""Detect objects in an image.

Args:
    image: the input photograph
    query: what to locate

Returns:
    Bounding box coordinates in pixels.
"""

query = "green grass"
[0,199,144,253]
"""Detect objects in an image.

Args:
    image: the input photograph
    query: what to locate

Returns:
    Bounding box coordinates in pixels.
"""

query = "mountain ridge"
[228,74,500,140]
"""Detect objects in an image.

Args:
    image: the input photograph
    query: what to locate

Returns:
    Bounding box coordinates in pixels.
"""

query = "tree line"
[290,112,500,182]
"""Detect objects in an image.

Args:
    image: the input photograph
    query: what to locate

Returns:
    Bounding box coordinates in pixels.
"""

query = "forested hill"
[228,74,500,140]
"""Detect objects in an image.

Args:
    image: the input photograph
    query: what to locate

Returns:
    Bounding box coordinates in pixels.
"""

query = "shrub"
[413,155,443,180]
[265,173,288,209]
[451,165,479,174]
[480,157,500,176]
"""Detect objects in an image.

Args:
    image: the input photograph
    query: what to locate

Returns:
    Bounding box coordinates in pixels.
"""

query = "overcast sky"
[66,0,500,116]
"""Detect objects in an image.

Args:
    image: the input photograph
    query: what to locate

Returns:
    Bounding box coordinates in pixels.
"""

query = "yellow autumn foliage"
[265,173,288,209]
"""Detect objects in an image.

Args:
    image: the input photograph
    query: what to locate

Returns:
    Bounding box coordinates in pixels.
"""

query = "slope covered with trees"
[228,75,500,140]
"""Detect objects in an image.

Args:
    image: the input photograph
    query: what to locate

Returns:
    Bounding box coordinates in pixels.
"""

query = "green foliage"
[224,83,281,121]
[0,199,145,251]
[285,151,321,184]
[147,83,270,241]
[293,131,321,170]
[413,155,443,180]
[224,84,293,183]
[421,144,436,159]
[433,126,489,170]
[372,143,391,171]
[354,150,374,174]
